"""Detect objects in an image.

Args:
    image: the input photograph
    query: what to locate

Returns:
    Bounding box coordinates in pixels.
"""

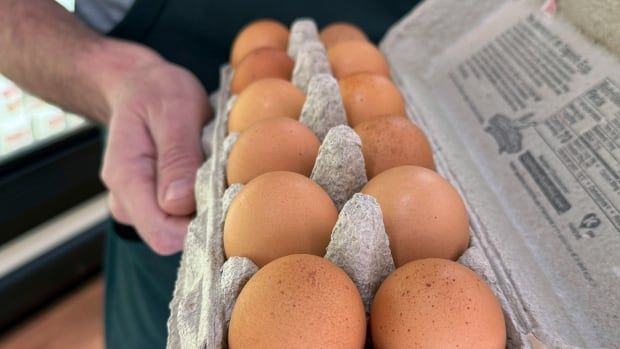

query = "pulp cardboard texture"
[381,0,620,347]
[168,1,620,348]
[560,0,620,59]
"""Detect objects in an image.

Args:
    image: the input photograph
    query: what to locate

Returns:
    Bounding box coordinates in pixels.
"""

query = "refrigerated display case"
[0,74,107,330]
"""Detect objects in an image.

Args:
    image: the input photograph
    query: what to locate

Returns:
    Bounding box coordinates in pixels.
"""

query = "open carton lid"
[380,0,620,347]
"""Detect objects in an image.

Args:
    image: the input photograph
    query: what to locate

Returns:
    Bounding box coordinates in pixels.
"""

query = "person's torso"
[107,0,419,91]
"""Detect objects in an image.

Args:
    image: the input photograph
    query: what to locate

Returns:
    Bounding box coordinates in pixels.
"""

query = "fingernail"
[165,178,193,202]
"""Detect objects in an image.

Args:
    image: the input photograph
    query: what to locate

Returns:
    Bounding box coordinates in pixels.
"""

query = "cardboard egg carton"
[169,1,620,347]
[169,18,513,349]
[167,17,516,349]
[168,19,396,348]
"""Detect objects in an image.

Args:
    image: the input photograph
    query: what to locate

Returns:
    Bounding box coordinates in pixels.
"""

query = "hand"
[101,59,211,255]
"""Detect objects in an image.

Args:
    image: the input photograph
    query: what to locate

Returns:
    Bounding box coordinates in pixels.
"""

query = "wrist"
[77,37,162,122]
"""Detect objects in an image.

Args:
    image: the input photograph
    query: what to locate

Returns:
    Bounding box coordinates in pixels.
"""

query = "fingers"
[102,113,189,255]
[155,126,203,216]
[100,63,210,254]
[120,163,190,254]
[149,81,210,216]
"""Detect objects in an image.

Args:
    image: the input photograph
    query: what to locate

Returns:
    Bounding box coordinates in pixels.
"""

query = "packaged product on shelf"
[64,113,86,128]
[0,76,32,155]
[24,94,67,140]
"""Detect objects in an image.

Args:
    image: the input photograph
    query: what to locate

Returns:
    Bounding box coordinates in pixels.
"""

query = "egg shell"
[223,171,338,267]
[230,47,294,95]
[320,22,369,49]
[339,73,406,127]
[227,78,305,133]
[228,254,367,349]
[354,115,435,178]
[230,19,289,67]
[361,166,469,266]
[371,258,506,349]
[226,117,320,185]
[328,41,390,79]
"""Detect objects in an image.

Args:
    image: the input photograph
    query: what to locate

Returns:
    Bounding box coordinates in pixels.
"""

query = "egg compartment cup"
[168,17,520,349]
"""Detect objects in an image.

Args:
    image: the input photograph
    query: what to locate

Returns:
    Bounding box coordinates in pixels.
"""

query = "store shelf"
[0,194,108,331]
[0,125,106,246]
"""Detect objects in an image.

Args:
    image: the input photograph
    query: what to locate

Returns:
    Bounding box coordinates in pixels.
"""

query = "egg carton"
[166,17,526,349]
[172,0,620,347]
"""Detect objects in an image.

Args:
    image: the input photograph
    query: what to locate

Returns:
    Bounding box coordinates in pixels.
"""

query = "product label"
[418,1,620,345]
[0,119,33,155]
[0,82,23,114]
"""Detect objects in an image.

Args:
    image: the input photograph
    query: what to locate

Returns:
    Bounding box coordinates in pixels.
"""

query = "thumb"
[153,112,206,216]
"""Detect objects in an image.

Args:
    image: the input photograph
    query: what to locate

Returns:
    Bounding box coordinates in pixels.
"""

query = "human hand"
[101,58,211,255]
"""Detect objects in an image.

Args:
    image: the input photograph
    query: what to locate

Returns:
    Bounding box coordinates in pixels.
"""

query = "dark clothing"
[104,1,420,348]
[110,0,417,91]
[104,221,180,349]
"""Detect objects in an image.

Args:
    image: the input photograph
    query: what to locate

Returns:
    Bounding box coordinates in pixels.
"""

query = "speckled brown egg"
[229,254,366,349]
[339,73,406,127]
[228,78,305,133]
[223,172,338,267]
[361,166,469,266]
[327,41,390,79]
[354,116,435,178]
[230,19,289,67]
[231,47,294,94]
[371,258,506,349]
[226,117,320,185]
[319,22,368,49]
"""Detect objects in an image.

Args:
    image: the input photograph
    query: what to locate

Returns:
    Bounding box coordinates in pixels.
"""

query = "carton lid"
[381,0,620,347]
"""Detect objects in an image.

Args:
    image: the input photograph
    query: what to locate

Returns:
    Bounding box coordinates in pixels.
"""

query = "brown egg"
[228,78,305,133]
[231,47,294,94]
[361,166,469,266]
[328,41,390,79]
[339,73,406,127]
[227,117,320,185]
[371,259,506,349]
[224,171,338,267]
[354,116,435,178]
[230,19,289,67]
[229,254,366,348]
[319,22,368,49]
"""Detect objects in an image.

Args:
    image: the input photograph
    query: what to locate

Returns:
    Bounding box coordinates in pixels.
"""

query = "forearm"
[0,0,161,123]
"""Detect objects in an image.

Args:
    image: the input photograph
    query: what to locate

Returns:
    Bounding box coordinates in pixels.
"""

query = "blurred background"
[0,1,106,348]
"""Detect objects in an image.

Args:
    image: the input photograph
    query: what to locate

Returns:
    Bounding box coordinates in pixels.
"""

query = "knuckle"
[100,166,114,189]
[100,155,125,189]
[158,145,200,173]
[99,158,114,188]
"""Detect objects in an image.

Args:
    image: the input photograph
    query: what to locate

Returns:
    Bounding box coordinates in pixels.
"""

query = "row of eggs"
[218,20,506,348]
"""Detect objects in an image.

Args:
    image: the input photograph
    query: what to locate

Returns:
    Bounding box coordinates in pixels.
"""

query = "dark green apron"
[104,1,419,348]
